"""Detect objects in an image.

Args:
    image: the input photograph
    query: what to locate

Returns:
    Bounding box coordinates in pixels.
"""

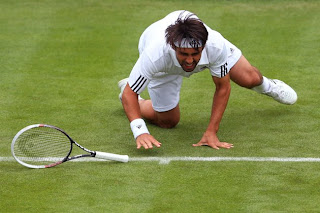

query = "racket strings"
[13,127,71,165]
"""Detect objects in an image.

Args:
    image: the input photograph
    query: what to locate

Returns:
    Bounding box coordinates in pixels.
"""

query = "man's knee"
[230,55,263,89]
[158,117,180,128]
[155,106,180,128]
[245,67,263,88]
[230,66,263,89]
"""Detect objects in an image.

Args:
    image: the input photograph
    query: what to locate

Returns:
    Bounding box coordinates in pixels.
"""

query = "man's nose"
[186,56,193,64]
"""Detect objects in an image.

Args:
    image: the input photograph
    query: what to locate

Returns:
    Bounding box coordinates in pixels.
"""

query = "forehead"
[175,47,203,54]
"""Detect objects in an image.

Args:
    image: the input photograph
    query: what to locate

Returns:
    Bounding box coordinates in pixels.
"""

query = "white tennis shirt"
[128,10,239,95]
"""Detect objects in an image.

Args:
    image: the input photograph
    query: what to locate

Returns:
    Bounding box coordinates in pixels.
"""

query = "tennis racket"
[11,124,129,169]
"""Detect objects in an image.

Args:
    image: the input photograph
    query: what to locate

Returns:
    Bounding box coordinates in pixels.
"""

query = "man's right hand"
[136,133,162,149]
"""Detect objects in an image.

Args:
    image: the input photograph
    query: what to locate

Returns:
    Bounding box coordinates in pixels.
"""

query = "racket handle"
[95,151,129,163]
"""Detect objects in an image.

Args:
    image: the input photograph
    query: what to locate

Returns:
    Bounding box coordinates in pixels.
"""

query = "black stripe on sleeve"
[136,78,147,93]
[220,62,228,77]
[131,75,142,89]
[131,75,147,93]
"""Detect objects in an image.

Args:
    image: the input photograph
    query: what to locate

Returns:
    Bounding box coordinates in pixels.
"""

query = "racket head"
[11,124,72,169]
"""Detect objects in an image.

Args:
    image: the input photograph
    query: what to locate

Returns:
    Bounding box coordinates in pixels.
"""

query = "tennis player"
[118,10,297,150]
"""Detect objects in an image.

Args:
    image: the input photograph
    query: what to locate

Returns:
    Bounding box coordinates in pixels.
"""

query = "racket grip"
[95,151,129,163]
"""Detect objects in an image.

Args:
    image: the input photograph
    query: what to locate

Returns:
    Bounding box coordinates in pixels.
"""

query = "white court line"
[2,156,320,165]
[131,157,320,164]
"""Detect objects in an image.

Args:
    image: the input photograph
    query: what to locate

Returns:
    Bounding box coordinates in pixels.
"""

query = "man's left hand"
[192,131,233,150]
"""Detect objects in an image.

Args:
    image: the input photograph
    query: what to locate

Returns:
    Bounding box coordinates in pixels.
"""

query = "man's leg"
[118,75,182,129]
[229,55,263,88]
[139,100,180,128]
[229,55,297,105]
[140,74,182,128]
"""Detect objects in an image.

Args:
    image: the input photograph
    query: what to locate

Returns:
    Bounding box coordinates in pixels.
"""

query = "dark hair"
[165,11,208,49]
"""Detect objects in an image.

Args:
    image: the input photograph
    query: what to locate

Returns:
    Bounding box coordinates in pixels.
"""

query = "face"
[175,47,203,72]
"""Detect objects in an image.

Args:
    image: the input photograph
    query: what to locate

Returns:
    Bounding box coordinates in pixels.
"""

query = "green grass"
[1,0,320,212]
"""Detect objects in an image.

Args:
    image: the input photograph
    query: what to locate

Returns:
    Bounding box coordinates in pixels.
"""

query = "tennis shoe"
[118,78,144,102]
[264,79,297,105]
[118,78,129,101]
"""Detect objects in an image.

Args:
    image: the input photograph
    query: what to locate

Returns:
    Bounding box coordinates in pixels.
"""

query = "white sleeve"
[128,52,154,95]
[208,43,229,78]
[204,26,229,78]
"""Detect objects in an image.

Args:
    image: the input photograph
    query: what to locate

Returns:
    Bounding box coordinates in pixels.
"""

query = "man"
[117,10,297,150]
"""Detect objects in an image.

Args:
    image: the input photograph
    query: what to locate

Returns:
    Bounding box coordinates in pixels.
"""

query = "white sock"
[251,76,272,94]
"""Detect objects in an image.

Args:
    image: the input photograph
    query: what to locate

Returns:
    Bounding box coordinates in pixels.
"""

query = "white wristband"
[130,118,150,139]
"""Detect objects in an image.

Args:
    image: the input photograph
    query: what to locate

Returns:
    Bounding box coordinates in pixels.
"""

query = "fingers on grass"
[137,139,161,149]
[221,142,234,149]
[192,142,207,147]
[193,142,234,150]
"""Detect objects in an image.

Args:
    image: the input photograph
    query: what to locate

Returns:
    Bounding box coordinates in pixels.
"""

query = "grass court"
[1,0,320,212]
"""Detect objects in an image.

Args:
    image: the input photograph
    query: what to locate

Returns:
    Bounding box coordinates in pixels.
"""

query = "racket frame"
[11,124,128,169]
